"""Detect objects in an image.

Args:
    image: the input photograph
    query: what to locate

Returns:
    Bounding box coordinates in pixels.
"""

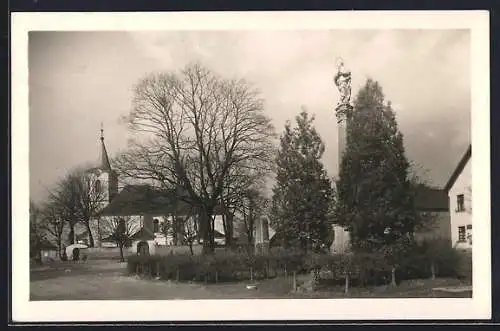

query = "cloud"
[29,29,470,201]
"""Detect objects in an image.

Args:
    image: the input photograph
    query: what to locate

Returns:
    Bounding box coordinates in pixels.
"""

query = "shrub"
[351,252,392,286]
[402,239,462,279]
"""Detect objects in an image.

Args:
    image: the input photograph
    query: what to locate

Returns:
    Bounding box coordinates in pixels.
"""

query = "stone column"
[331,58,353,255]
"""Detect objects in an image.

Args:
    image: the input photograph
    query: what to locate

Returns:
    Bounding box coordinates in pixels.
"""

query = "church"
[74,128,272,255]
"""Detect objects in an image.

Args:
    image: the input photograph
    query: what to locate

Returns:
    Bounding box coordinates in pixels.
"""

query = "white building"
[444,144,472,249]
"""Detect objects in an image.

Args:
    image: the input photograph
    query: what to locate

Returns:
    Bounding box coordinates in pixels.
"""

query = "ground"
[30,260,472,300]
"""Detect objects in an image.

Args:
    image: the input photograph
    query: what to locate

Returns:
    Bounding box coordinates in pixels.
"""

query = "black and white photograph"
[11,11,490,322]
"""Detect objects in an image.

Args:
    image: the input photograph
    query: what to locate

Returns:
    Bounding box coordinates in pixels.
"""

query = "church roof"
[98,184,192,216]
[100,127,112,172]
[101,137,112,172]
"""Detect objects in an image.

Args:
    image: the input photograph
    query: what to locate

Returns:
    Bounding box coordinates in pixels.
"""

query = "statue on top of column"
[334,57,353,123]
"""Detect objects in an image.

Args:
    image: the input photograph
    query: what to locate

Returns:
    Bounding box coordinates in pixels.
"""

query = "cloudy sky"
[29,29,470,202]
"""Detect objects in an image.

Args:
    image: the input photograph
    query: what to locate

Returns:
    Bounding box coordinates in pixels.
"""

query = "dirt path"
[30,261,294,300]
[30,261,472,300]
[30,273,296,300]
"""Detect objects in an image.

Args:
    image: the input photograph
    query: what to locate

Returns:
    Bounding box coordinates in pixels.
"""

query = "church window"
[153,219,159,233]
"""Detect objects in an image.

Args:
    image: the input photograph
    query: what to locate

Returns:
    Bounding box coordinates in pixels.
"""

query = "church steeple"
[100,123,112,172]
[96,123,119,203]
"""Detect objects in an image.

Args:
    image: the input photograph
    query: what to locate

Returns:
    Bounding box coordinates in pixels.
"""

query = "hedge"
[127,239,463,286]
[127,249,306,283]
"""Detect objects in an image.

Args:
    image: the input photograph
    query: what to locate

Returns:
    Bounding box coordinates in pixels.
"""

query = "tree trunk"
[391,267,397,286]
[56,235,62,259]
[210,216,216,251]
[119,244,125,262]
[36,250,43,265]
[200,211,214,255]
[246,219,254,254]
[68,223,75,245]
[345,274,349,295]
[172,215,178,246]
[97,217,102,248]
[188,241,194,256]
[222,213,234,249]
[56,242,61,259]
[85,222,95,248]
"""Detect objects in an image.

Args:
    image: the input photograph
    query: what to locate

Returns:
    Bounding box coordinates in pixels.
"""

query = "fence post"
[250,268,253,281]
[391,267,397,287]
[311,269,319,291]
[345,273,349,295]
[292,271,297,292]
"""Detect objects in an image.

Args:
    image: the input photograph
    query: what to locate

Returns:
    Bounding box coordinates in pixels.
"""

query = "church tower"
[95,125,119,205]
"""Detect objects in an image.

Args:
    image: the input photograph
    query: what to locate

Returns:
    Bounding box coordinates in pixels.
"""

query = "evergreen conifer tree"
[335,79,417,250]
[271,110,334,252]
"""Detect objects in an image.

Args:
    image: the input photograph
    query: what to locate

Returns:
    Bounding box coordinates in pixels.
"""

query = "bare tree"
[102,216,138,262]
[218,158,271,249]
[237,187,270,253]
[183,216,199,255]
[48,167,106,247]
[160,205,200,254]
[48,174,80,245]
[30,200,46,264]
[115,63,276,254]
[39,201,66,258]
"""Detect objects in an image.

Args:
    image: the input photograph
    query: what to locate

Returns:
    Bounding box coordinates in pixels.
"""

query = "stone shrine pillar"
[330,58,353,254]
[254,217,270,254]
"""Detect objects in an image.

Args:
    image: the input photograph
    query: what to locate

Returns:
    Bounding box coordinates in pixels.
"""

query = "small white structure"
[331,224,350,254]
[65,243,89,260]
[445,145,472,249]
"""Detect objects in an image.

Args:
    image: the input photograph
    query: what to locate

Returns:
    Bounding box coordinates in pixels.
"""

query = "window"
[153,219,159,233]
[456,194,465,212]
[458,226,466,242]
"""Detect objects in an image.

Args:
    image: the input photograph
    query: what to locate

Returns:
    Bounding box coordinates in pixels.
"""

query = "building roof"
[39,239,58,250]
[444,144,472,192]
[75,231,89,241]
[414,184,449,211]
[85,128,117,176]
[98,184,192,216]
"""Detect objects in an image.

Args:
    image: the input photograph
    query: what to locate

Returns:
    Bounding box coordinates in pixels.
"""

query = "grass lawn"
[30,260,472,301]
